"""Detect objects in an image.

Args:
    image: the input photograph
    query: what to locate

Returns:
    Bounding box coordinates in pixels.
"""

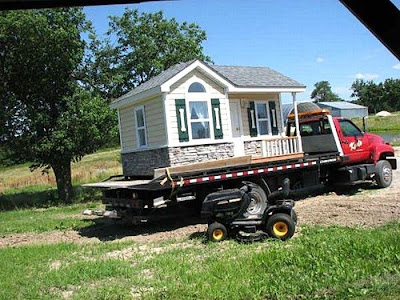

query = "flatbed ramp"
[83,179,151,189]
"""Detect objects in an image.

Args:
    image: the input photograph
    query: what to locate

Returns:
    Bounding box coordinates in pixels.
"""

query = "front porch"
[228,92,303,160]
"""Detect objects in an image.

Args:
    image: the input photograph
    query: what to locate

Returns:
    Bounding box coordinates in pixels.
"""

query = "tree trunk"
[52,160,73,203]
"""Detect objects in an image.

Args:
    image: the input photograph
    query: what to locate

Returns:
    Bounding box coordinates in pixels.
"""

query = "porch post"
[292,92,303,153]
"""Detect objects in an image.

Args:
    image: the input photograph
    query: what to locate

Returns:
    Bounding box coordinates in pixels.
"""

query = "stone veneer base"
[122,143,235,177]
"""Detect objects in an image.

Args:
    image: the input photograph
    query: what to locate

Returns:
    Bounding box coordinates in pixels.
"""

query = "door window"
[339,120,362,136]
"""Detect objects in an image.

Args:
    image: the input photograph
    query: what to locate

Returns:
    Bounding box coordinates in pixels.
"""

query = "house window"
[135,106,147,148]
[188,82,206,93]
[189,101,210,139]
[255,102,270,135]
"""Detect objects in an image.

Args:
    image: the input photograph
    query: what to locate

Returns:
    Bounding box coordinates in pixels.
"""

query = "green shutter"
[269,101,279,135]
[248,101,258,137]
[175,99,189,142]
[211,98,223,139]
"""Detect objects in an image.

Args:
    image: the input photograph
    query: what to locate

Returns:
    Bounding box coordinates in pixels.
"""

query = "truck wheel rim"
[273,221,288,237]
[212,229,224,240]
[383,167,392,182]
[247,193,263,214]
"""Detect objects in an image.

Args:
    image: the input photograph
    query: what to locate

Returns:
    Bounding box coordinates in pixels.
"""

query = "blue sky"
[85,0,400,104]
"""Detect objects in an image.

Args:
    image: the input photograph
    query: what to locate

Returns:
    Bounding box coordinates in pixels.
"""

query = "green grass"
[0,147,121,210]
[353,112,400,133]
[0,223,399,299]
[0,202,103,235]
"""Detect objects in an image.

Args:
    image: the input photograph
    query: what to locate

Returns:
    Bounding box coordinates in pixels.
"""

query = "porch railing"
[261,136,301,157]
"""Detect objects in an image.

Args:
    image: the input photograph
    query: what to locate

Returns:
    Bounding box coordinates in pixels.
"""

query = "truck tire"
[244,182,268,216]
[375,160,392,188]
[207,222,228,242]
[265,213,295,241]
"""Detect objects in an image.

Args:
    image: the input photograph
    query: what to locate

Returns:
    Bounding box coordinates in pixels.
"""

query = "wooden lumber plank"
[250,152,304,165]
[83,180,151,188]
[154,155,252,177]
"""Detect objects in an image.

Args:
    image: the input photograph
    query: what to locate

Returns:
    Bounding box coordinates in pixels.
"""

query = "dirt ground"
[1,148,399,248]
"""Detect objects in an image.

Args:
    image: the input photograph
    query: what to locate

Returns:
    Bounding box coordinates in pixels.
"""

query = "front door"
[336,119,370,164]
[230,101,245,156]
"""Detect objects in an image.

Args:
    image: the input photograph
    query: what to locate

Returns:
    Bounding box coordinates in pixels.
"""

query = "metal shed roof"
[318,102,367,109]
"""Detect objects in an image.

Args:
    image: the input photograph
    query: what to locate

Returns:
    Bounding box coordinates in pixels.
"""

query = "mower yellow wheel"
[212,229,224,241]
[207,222,228,242]
[266,213,296,241]
[272,221,289,237]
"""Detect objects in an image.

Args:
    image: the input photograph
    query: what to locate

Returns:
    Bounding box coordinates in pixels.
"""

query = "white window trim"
[254,101,272,136]
[134,105,148,149]
[184,78,215,142]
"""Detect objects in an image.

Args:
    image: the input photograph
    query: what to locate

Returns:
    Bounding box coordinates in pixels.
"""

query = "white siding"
[119,105,136,151]
[118,95,166,152]
[166,69,229,146]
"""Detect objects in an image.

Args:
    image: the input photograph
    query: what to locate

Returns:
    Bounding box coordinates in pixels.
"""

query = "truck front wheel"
[375,160,392,188]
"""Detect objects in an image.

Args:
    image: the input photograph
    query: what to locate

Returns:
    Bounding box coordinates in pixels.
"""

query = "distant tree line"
[311,79,400,114]
[0,8,210,202]
[351,79,400,113]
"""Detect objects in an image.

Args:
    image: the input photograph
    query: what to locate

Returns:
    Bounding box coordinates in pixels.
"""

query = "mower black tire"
[266,213,295,241]
[375,160,392,188]
[291,209,298,224]
[207,222,228,242]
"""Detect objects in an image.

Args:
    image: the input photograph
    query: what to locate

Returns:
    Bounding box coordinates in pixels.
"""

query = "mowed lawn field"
[0,148,400,299]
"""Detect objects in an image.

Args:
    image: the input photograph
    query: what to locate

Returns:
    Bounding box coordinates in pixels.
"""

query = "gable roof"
[116,60,195,101]
[112,59,305,108]
[318,101,367,109]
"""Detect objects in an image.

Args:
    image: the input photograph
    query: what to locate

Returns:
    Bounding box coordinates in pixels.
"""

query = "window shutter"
[248,101,258,137]
[175,99,189,142]
[269,101,279,135]
[211,98,223,139]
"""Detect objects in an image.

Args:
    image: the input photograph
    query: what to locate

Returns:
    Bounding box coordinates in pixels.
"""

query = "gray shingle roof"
[115,60,304,102]
[209,65,304,88]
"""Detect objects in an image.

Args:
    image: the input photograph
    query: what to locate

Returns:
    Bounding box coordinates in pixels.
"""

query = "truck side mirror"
[362,116,368,132]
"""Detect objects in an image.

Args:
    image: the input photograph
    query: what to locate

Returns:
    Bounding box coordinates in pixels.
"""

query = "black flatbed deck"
[85,152,342,193]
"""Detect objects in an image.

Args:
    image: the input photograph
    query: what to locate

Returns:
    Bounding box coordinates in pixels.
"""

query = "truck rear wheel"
[266,213,295,241]
[375,160,392,188]
[244,182,268,216]
[207,222,228,242]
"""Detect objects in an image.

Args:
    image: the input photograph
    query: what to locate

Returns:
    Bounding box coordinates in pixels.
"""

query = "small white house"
[111,60,306,177]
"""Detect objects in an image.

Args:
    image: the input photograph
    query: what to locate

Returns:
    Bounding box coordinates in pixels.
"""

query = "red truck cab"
[287,109,396,187]
[332,117,395,165]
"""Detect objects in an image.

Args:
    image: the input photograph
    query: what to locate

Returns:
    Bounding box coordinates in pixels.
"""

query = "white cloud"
[316,56,324,63]
[354,73,379,80]
[333,86,351,100]
[393,63,400,70]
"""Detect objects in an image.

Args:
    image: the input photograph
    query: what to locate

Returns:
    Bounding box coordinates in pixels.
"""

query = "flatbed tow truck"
[85,109,397,242]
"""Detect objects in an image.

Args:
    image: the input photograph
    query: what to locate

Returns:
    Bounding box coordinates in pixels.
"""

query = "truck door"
[336,119,370,164]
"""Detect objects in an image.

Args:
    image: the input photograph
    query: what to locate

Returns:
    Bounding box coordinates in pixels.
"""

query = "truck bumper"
[386,157,397,170]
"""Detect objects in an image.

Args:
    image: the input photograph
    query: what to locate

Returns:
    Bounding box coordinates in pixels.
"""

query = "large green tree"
[351,78,400,113]
[0,9,115,202]
[311,81,342,103]
[83,9,212,101]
